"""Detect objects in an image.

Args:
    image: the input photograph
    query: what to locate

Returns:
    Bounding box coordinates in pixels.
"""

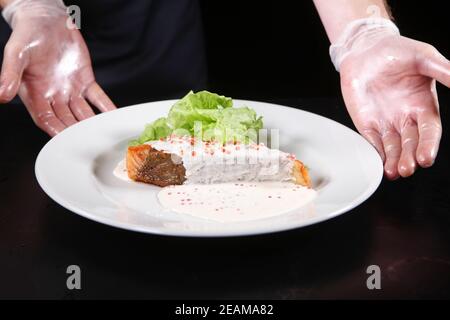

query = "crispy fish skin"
[292,160,312,188]
[126,145,186,187]
[126,144,311,188]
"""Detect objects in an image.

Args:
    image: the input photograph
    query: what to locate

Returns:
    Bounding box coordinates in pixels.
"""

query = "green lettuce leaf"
[130,90,263,146]
[129,117,171,146]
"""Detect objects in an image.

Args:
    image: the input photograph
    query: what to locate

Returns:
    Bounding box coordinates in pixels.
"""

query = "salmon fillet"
[126,138,312,188]
[126,144,186,187]
[292,160,311,187]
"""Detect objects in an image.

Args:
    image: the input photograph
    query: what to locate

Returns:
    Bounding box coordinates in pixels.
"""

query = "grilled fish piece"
[127,136,311,187]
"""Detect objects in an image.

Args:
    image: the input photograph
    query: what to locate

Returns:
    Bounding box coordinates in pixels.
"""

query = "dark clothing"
[0,0,207,106]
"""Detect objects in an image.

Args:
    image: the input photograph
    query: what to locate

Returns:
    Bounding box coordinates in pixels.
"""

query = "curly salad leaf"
[129,91,263,146]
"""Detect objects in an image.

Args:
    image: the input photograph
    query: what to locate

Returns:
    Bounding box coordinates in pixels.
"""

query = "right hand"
[0,0,116,136]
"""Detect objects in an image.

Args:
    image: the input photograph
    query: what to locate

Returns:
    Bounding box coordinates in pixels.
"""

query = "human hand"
[0,0,116,136]
[336,19,449,179]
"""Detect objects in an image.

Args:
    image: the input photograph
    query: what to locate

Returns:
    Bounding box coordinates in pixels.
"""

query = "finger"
[69,95,95,121]
[382,129,402,180]
[19,88,66,137]
[51,94,77,127]
[418,45,450,88]
[0,42,26,103]
[84,82,116,112]
[416,111,442,168]
[361,128,386,163]
[398,119,419,178]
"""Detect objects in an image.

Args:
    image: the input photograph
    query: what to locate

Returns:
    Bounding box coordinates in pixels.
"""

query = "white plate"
[35,100,383,237]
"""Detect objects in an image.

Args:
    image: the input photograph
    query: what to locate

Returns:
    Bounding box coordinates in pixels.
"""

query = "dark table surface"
[1,90,450,300]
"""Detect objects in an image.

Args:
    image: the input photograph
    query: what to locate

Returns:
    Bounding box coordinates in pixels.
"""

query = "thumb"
[418,44,450,88]
[0,42,26,103]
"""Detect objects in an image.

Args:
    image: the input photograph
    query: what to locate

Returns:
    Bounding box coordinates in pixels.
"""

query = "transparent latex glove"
[0,0,116,136]
[333,18,450,179]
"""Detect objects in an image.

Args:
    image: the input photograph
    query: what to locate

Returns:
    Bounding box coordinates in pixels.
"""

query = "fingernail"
[398,165,407,176]
[384,168,399,181]
[418,155,434,168]
[399,165,414,178]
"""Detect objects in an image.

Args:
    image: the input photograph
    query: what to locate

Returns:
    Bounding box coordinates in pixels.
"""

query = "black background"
[201,0,449,100]
[0,0,448,102]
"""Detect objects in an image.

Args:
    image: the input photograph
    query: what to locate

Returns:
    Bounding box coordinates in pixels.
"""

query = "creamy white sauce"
[157,182,316,223]
[113,160,132,182]
[113,135,315,223]
[113,160,316,223]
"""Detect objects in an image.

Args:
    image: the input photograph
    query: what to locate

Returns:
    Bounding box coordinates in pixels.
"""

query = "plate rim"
[35,99,384,238]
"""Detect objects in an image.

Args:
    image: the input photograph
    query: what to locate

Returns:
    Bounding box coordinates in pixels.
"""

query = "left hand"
[340,35,450,179]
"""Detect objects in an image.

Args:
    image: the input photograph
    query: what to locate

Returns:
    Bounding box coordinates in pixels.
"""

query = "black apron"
[0,0,207,106]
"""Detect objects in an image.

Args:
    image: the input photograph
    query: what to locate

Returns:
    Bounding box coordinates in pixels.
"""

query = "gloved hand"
[0,0,116,136]
[332,18,450,179]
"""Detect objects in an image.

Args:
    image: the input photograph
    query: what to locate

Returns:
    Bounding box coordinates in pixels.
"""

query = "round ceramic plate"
[35,100,383,237]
